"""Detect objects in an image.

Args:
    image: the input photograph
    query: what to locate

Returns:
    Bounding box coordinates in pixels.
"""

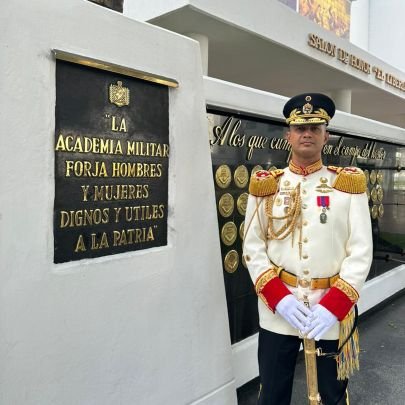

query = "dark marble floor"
[238,291,405,405]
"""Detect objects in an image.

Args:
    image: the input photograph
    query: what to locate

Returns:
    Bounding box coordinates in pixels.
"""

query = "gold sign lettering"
[112,226,155,247]
[60,208,110,228]
[307,33,405,92]
[210,116,386,164]
[308,33,336,57]
[111,116,128,132]
[210,117,246,147]
[74,235,86,252]
[65,160,108,177]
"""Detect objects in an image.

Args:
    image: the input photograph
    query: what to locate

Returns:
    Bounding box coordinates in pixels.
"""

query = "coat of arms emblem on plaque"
[109,80,130,107]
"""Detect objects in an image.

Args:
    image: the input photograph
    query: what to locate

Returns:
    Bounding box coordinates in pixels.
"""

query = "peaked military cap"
[283,93,335,126]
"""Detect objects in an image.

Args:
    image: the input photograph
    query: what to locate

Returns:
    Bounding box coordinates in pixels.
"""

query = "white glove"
[303,304,338,341]
[276,294,313,331]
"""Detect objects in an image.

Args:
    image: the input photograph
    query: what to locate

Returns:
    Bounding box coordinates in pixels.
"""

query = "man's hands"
[276,294,313,331]
[303,304,338,341]
[276,297,338,340]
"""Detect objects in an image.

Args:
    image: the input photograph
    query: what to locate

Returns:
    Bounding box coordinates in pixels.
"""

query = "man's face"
[286,124,329,161]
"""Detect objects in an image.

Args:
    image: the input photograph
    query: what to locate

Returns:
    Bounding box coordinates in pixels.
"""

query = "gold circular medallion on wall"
[366,188,370,200]
[239,221,245,240]
[377,170,384,184]
[251,165,263,175]
[370,187,378,203]
[234,165,249,188]
[224,250,239,273]
[364,169,370,184]
[369,170,377,185]
[237,193,249,216]
[371,204,378,219]
[215,165,232,189]
[376,185,384,202]
[218,193,235,218]
[378,204,384,218]
[242,254,248,269]
[221,222,238,246]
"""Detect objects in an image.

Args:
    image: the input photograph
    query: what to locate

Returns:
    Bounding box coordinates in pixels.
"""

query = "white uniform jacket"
[243,164,373,339]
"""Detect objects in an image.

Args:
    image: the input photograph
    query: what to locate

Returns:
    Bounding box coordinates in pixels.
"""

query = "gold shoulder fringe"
[337,308,360,380]
[249,169,284,197]
[329,166,367,194]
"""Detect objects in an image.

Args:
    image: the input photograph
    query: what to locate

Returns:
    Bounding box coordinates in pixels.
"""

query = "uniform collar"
[289,159,323,176]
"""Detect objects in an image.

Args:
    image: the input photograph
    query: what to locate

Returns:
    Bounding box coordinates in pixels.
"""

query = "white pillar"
[186,33,209,75]
[331,89,352,113]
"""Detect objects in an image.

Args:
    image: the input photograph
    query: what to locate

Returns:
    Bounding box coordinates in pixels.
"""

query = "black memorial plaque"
[54,60,169,263]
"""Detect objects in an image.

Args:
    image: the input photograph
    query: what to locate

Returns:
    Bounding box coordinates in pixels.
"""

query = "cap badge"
[303,103,313,114]
[305,96,312,102]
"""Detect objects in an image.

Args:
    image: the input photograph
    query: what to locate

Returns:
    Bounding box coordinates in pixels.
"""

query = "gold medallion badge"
[237,193,249,215]
[224,250,239,273]
[242,254,248,269]
[218,193,235,218]
[109,81,130,107]
[234,165,249,188]
[378,204,384,218]
[376,185,384,202]
[377,170,384,184]
[364,169,370,184]
[370,170,377,185]
[252,165,263,175]
[215,165,232,189]
[239,221,245,240]
[221,222,237,246]
[370,187,378,203]
[371,204,378,219]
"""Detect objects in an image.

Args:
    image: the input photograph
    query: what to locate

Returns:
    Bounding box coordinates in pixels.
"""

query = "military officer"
[243,93,373,405]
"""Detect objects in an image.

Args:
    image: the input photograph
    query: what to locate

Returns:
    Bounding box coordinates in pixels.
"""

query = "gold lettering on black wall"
[54,59,170,263]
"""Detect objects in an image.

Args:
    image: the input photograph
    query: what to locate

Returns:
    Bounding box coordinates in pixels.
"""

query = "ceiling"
[148,7,405,128]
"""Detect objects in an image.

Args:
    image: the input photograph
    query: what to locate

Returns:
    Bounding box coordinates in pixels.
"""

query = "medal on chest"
[317,196,330,224]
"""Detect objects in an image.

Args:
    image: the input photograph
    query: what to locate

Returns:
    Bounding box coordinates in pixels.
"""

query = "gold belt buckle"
[298,279,310,288]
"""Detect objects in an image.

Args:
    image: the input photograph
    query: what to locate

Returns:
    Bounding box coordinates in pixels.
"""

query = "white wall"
[124,0,188,21]
[0,1,236,404]
[369,0,405,72]
[350,0,370,50]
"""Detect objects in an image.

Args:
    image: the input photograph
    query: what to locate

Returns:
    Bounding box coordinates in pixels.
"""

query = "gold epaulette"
[328,166,366,194]
[248,169,284,197]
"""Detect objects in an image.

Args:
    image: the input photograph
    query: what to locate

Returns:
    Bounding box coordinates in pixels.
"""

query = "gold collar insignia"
[289,160,323,176]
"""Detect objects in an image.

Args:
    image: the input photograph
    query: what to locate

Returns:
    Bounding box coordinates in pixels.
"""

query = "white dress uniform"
[244,161,373,340]
[248,93,372,404]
